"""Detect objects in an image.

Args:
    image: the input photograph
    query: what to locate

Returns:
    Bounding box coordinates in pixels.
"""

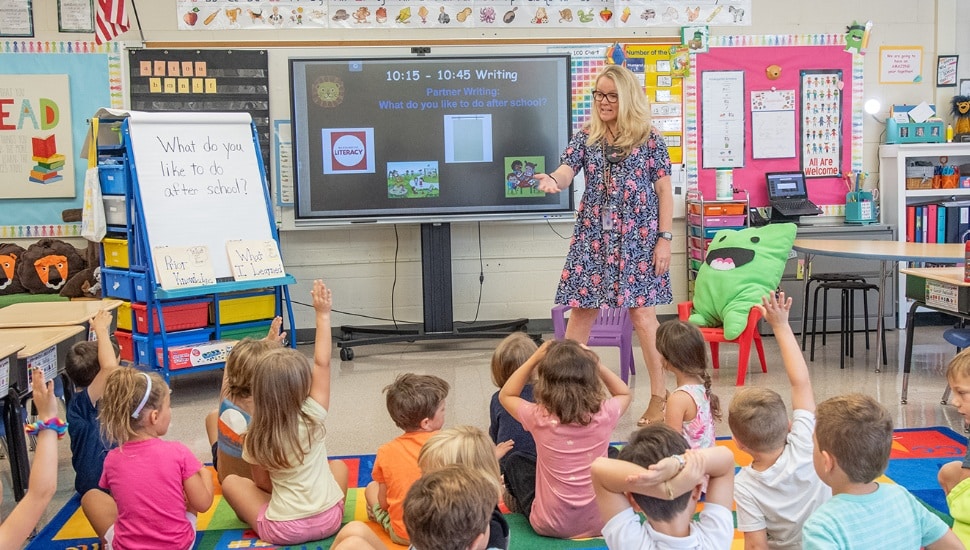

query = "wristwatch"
[658,231,673,241]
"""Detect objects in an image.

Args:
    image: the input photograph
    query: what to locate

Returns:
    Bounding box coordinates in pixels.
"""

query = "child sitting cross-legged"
[803,393,963,549]
[729,291,831,549]
[938,348,970,548]
[590,423,736,549]
[365,372,450,545]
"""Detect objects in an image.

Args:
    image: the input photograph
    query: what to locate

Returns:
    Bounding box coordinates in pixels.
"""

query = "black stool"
[801,273,866,351]
[809,280,886,369]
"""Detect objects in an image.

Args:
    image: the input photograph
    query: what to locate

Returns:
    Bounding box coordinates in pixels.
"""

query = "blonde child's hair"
[534,339,605,426]
[584,64,653,154]
[815,393,892,484]
[224,338,277,401]
[418,425,502,486]
[728,387,789,452]
[656,320,722,421]
[490,333,538,388]
[244,347,324,470]
[403,465,497,550]
[947,347,970,383]
[99,368,168,445]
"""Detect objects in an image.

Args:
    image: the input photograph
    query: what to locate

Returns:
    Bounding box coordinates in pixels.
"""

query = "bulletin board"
[686,34,862,208]
[0,41,123,240]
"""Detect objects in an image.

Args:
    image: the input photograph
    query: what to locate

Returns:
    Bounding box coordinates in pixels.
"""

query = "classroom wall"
[14,0,967,331]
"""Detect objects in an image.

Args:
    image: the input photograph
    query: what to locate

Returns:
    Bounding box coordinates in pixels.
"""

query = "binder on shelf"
[906,205,916,242]
[926,204,937,243]
[938,206,947,243]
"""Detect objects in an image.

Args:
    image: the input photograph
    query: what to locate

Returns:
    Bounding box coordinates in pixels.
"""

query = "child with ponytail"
[656,320,721,449]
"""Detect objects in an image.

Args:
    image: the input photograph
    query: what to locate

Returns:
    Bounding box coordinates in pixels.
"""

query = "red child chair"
[551,305,636,383]
[677,301,766,386]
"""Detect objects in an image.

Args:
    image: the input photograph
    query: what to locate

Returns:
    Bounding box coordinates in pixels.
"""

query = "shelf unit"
[880,142,970,327]
[96,117,296,381]
[686,190,749,297]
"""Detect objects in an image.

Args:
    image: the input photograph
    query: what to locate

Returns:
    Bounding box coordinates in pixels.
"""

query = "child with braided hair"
[656,320,721,449]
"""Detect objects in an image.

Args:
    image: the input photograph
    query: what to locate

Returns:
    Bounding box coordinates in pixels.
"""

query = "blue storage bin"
[99,164,128,195]
[132,328,214,368]
[131,271,149,302]
[102,267,133,300]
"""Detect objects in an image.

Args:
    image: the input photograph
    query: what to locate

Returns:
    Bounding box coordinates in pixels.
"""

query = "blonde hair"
[490,332,538,388]
[243,347,324,470]
[728,387,788,452]
[99,368,168,445]
[534,339,605,426]
[224,338,277,401]
[584,64,653,154]
[815,393,892,484]
[947,348,970,383]
[656,320,722,421]
[418,425,502,485]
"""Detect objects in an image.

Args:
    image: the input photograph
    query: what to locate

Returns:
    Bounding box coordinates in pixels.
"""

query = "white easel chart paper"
[152,245,217,289]
[226,239,286,281]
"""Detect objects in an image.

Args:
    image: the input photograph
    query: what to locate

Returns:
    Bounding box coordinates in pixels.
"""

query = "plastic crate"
[115,329,133,362]
[102,268,132,300]
[219,320,272,341]
[212,294,276,324]
[99,164,128,195]
[117,301,132,331]
[132,328,213,368]
[132,300,210,333]
[103,195,127,226]
[102,237,129,269]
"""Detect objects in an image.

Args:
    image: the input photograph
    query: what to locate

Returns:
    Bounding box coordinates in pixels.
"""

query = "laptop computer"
[766,171,822,220]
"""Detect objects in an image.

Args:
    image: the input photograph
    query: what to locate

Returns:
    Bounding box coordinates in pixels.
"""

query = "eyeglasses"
[592,91,619,103]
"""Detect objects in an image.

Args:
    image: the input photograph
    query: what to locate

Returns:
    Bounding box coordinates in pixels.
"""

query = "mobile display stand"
[97,111,295,381]
[336,222,542,360]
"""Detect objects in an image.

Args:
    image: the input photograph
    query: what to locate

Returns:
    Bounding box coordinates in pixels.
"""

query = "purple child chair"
[551,305,636,383]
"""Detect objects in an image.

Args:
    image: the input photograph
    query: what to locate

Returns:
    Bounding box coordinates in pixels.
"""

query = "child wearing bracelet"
[0,369,63,549]
[591,424,735,549]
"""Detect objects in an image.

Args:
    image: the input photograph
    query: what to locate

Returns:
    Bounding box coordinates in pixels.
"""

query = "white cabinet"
[879,142,970,327]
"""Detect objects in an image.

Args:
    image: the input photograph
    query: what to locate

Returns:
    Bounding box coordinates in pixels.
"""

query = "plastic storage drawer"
[99,164,128,195]
[132,300,210,333]
[132,328,213,369]
[219,320,272,341]
[689,247,705,261]
[115,329,133,362]
[688,203,746,216]
[116,301,132,331]
[102,237,129,268]
[212,294,276,324]
[687,214,746,227]
[101,269,150,302]
[103,195,128,226]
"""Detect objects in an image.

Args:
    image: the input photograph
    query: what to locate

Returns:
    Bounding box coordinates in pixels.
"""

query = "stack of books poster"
[28,135,65,185]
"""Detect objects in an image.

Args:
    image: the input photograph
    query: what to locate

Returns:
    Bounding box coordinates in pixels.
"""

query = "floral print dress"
[555,129,672,309]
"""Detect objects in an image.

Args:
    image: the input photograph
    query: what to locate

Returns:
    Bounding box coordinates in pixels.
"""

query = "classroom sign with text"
[227,239,285,281]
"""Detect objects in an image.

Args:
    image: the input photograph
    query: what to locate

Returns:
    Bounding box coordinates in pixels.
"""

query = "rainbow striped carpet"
[27,426,965,550]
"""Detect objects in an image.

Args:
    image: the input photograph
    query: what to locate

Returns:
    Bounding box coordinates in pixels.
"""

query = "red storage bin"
[132,300,210,333]
[115,330,133,362]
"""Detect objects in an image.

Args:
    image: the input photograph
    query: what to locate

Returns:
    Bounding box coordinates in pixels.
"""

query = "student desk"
[0,299,122,329]
[899,267,970,404]
[792,240,964,373]
[0,326,85,501]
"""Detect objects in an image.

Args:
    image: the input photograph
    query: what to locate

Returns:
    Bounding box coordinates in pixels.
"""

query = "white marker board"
[126,111,275,279]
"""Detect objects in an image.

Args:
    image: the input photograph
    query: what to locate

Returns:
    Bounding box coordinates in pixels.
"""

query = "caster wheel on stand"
[340,347,355,361]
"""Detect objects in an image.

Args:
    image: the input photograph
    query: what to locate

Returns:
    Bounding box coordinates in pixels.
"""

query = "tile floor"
[5,320,969,541]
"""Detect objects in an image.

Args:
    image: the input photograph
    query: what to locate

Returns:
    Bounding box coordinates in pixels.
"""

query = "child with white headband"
[83,368,214,549]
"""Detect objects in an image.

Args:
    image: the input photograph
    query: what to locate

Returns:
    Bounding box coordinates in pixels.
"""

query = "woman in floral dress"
[536,64,673,426]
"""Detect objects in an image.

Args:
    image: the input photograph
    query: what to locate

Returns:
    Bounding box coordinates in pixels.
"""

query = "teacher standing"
[536,64,673,427]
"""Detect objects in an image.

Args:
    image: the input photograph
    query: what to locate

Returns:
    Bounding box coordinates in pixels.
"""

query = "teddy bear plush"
[689,223,797,340]
[17,238,87,294]
[0,243,27,295]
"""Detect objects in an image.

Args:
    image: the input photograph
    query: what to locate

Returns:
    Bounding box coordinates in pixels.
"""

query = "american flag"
[94,0,129,45]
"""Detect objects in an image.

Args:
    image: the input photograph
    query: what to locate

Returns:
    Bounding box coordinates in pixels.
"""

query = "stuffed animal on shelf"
[17,238,86,294]
[952,95,970,137]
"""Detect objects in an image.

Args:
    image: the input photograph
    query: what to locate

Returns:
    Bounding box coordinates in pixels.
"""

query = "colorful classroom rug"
[27,427,967,550]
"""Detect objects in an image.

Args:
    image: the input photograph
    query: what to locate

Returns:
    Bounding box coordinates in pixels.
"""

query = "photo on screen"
[504,156,546,198]
[387,161,440,199]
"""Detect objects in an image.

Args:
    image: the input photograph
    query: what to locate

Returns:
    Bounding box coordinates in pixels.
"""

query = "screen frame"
[289,54,573,226]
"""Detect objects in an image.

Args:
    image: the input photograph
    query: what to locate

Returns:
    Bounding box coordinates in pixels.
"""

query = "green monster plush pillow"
[689,223,797,340]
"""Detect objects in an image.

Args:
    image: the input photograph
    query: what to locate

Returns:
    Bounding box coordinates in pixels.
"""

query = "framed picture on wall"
[961,79,970,97]
[0,0,34,37]
[937,55,959,87]
[682,26,709,54]
[58,0,95,33]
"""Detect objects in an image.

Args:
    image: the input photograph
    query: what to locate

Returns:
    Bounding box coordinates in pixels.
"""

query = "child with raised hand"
[803,393,962,549]
[65,308,120,497]
[203,316,285,484]
[656,319,720,449]
[419,426,509,550]
[499,339,631,539]
[83,368,214,550]
[591,423,736,549]
[488,333,537,474]
[730,291,830,550]
[939,348,970,547]
[222,280,349,546]
[0,369,63,550]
